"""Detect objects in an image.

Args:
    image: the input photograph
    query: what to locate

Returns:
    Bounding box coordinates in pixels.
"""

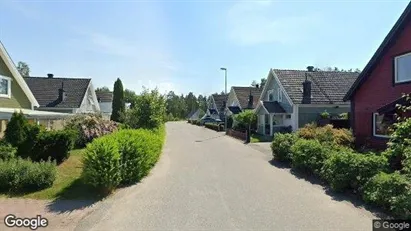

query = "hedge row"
[271,124,411,219]
[204,123,224,131]
[15,124,76,164]
[0,158,56,193]
[4,112,77,164]
[82,126,165,193]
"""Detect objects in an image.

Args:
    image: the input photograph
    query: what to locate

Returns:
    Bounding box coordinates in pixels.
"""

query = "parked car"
[200,117,222,125]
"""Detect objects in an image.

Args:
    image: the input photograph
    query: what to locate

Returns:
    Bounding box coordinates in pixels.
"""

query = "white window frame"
[394,52,411,83]
[372,113,391,138]
[0,75,11,98]
[278,88,283,102]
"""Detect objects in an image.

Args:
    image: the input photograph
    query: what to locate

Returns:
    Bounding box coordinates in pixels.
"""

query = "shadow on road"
[268,158,389,219]
[46,178,108,214]
[46,199,97,214]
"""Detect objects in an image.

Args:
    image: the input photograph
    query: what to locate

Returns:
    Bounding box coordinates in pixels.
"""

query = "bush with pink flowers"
[65,114,119,148]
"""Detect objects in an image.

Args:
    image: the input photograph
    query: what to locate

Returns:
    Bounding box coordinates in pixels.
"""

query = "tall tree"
[111,78,125,122]
[251,78,266,88]
[124,89,137,108]
[17,61,30,77]
[95,86,111,92]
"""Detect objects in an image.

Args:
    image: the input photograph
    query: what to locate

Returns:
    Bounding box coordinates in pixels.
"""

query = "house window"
[286,114,291,119]
[278,89,283,102]
[268,90,274,101]
[0,75,11,98]
[395,52,411,83]
[373,113,395,138]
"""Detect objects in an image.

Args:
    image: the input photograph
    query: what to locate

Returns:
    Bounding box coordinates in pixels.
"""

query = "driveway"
[75,121,377,231]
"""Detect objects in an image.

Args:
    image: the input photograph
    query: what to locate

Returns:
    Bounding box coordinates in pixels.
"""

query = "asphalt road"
[75,121,377,231]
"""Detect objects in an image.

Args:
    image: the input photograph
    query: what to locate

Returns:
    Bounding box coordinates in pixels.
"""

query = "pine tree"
[110,78,125,122]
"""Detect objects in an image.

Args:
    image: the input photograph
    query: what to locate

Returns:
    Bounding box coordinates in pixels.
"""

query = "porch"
[255,101,292,136]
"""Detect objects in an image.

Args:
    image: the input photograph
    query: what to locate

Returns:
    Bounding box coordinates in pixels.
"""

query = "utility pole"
[220,67,227,131]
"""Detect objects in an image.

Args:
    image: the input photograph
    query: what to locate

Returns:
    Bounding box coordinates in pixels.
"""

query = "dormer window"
[395,52,411,83]
[0,75,11,98]
[268,90,274,101]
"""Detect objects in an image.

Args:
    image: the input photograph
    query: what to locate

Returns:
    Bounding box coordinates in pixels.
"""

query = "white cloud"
[226,1,322,46]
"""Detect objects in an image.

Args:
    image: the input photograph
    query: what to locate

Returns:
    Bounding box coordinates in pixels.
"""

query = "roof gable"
[273,69,359,105]
[0,41,39,108]
[232,86,262,109]
[24,76,91,109]
[211,93,228,111]
[344,2,411,101]
[96,91,113,103]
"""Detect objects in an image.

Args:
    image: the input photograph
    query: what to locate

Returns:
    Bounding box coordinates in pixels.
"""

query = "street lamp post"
[220,67,227,131]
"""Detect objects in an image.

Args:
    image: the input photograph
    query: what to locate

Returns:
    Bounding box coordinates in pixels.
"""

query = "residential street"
[75,121,376,231]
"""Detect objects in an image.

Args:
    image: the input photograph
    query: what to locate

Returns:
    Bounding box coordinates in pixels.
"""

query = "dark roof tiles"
[24,76,91,108]
[273,69,359,105]
[95,91,113,103]
[232,86,262,109]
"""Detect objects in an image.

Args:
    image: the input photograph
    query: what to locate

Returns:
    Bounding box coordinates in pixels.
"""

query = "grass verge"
[1,149,104,200]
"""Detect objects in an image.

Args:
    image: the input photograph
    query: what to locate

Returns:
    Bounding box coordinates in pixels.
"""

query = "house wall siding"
[265,72,293,113]
[77,85,100,113]
[352,20,411,148]
[298,106,350,128]
[0,56,31,109]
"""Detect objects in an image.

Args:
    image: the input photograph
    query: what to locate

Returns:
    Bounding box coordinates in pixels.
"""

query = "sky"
[0,0,410,96]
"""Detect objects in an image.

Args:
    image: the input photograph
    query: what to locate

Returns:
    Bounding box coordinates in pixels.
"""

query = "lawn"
[1,149,104,200]
[250,134,273,143]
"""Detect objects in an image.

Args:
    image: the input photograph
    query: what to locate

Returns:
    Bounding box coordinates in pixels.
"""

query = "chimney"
[248,90,254,109]
[59,82,67,102]
[47,73,54,78]
[256,84,259,89]
[302,73,312,104]
[306,66,314,72]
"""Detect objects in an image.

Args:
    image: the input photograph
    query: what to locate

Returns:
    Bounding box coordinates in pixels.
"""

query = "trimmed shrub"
[205,123,221,131]
[115,129,164,185]
[290,139,329,175]
[0,143,16,160]
[16,123,43,159]
[363,172,411,218]
[0,158,56,193]
[297,123,353,146]
[271,133,297,162]
[83,136,122,193]
[4,112,29,147]
[31,129,76,163]
[321,151,388,192]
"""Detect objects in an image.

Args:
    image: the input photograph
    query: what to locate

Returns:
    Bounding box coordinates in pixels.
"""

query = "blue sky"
[0,0,409,96]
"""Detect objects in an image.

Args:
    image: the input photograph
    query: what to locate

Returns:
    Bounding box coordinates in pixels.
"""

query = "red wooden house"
[344,2,411,149]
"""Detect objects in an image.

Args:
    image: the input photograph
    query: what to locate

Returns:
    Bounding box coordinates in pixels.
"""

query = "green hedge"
[363,172,411,219]
[17,126,76,164]
[271,133,297,162]
[0,158,56,193]
[204,123,222,131]
[82,135,122,193]
[0,143,16,161]
[31,129,76,163]
[290,139,329,175]
[321,151,388,192]
[82,126,165,193]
